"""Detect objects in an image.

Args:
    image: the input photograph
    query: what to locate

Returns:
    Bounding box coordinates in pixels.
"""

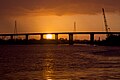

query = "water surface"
[0,45,120,80]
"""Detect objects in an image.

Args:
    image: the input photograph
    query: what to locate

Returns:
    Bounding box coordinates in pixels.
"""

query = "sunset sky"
[0,0,120,33]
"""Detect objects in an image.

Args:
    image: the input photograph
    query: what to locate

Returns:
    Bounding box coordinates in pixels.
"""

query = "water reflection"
[42,45,120,80]
[0,45,120,80]
[43,49,54,80]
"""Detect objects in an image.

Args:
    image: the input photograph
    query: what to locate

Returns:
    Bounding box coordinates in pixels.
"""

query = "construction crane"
[74,21,78,40]
[14,20,17,34]
[102,8,110,37]
[74,21,76,32]
[14,20,18,39]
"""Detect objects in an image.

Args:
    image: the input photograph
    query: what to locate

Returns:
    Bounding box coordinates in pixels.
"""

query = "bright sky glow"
[46,34,53,39]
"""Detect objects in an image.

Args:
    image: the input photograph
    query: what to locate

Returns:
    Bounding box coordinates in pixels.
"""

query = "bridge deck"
[0,32,120,45]
[0,32,120,36]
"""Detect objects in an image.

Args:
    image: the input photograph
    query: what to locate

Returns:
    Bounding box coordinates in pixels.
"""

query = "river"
[0,44,120,80]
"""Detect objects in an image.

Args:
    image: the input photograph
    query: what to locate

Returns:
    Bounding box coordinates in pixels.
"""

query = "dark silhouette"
[104,34,120,46]
[0,32,120,45]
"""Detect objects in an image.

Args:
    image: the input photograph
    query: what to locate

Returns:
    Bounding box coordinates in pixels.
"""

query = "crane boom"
[74,21,76,32]
[102,8,110,38]
[14,20,17,34]
[102,8,108,33]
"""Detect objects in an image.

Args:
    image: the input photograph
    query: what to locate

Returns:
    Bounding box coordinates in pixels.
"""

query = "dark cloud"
[0,0,120,16]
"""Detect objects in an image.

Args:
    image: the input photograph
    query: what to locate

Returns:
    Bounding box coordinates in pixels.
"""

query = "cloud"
[0,0,120,16]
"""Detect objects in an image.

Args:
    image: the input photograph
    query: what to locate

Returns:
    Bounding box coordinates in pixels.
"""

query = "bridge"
[0,32,120,45]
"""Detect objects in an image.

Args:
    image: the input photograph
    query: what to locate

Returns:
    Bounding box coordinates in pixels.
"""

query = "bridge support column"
[69,34,74,45]
[26,34,29,41]
[10,35,13,40]
[55,34,58,44]
[40,34,44,40]
[90,33,94,44]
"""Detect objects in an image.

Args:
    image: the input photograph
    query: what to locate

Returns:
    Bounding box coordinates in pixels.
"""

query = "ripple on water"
[0,45,120,80]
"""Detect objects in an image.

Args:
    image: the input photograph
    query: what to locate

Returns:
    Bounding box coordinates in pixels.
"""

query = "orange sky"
[0,0,120,33]
[2,13,119,33]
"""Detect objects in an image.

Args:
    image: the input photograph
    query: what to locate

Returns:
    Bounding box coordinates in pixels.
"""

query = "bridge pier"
[55,34,58,44]
[69,33,74,45]
[90,33,94,44]
[10,35,13,40]
[40,34,44,40]
[26,34,29,41]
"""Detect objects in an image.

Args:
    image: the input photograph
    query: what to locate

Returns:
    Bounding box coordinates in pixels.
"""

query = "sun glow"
[46,34,53,39]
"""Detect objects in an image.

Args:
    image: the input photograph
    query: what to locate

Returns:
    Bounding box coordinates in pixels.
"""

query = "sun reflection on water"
[47,79,52,80]
[43,49,54,80]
